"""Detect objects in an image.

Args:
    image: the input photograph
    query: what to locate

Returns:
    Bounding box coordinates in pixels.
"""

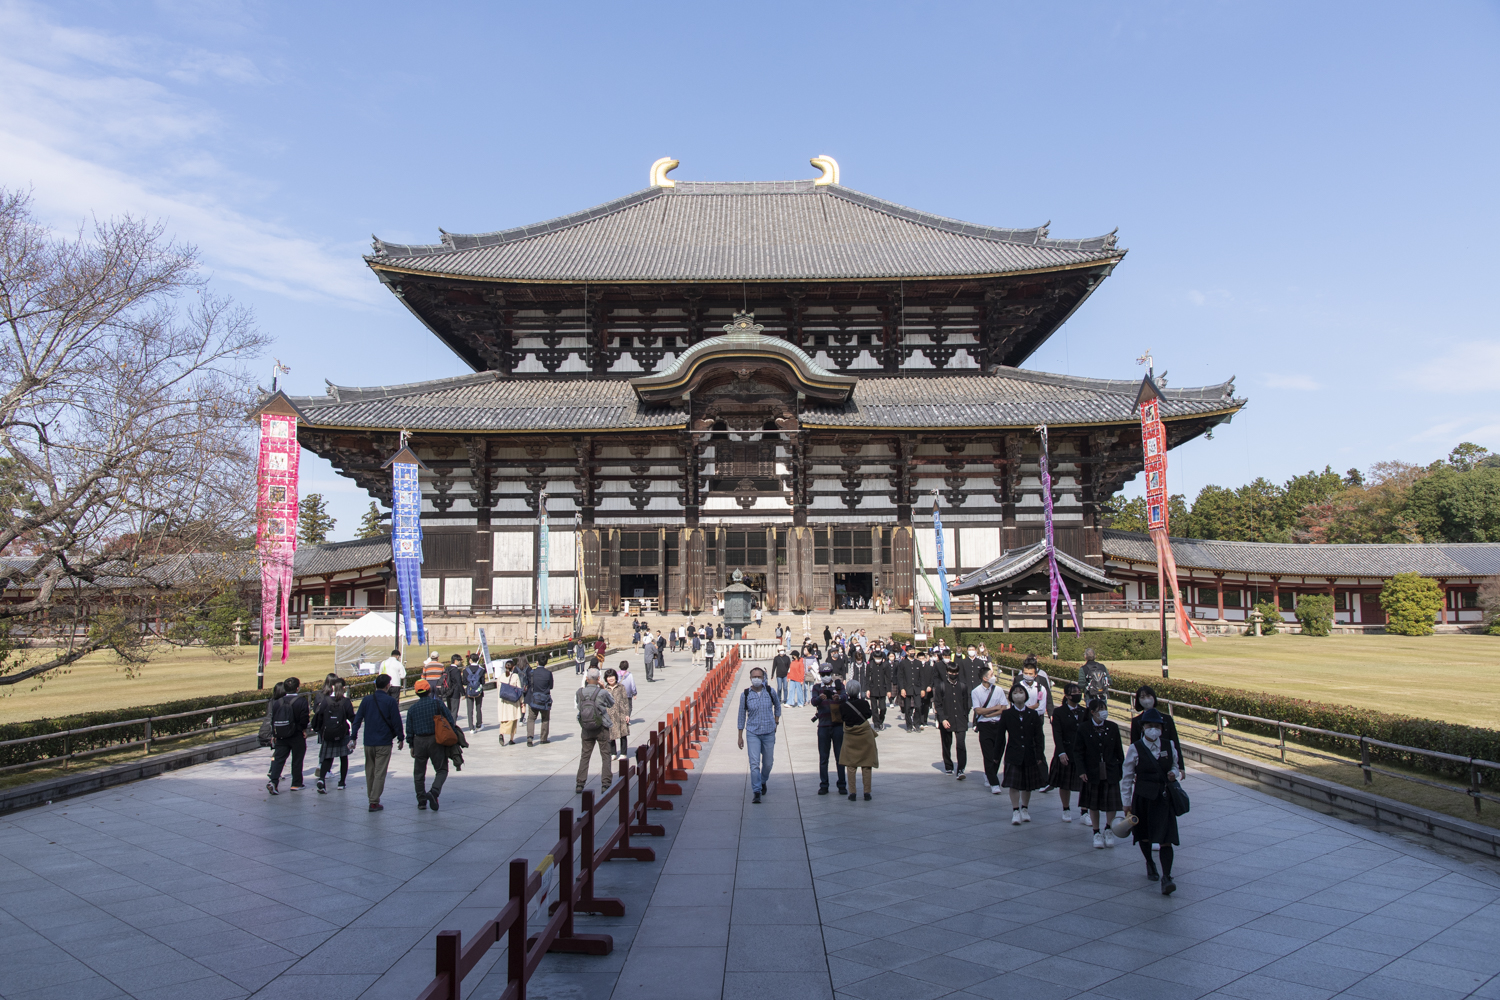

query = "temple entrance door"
[835,572,873,607]
[1360,592,1384,625]
[741,572,768,606]
[620,574,659,599]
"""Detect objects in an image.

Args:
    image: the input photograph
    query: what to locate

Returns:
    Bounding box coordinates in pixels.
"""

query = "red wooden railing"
[414,647,741,1000]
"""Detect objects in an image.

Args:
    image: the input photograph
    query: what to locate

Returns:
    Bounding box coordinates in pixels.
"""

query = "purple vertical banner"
[1036,425,1081,650]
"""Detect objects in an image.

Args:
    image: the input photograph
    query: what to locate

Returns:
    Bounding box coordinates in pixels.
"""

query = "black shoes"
[1161,876,1176,896]
[1146,859,1160,882]
[316,779,326,794]
[817,786,829,795]
[266,781,278,796]
[753,792,761,804]
[429,793,440,812]
[418,797,428,810]
[848,792,857,801]
[864,792,872,801]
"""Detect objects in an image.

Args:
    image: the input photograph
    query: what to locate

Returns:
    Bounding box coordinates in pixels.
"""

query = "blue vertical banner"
[537,504,550,632]
[391,457,426,646]
[932,495,952,626]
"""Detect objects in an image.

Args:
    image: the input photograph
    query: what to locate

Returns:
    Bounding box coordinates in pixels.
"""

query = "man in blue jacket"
[350,673,405,812]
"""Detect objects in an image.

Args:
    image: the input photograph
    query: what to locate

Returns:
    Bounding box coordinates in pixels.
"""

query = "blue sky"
[4,1,1498,540]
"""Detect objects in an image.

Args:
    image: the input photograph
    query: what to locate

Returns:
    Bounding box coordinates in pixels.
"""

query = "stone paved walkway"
[5,655,1500,1000]
[0,650,709,1000]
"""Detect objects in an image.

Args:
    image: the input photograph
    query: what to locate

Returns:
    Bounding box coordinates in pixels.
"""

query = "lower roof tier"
[285,366,1243,435]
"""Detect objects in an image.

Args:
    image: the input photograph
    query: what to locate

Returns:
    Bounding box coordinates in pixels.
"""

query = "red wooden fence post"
[613,755,657,858]
[435,929,460,1000]
[508,859,527,1000]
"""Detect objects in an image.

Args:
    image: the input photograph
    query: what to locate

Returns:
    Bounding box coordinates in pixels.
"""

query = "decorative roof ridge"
[296,371,502,406]
[302,536,391,552]
[654,330,841,382]
[822,185,1120,251]
[951,538,1118,592]
[370,187,667,259]
[367,180,1123,261]
[1102,529,1500,551]
[849,367,1240,401]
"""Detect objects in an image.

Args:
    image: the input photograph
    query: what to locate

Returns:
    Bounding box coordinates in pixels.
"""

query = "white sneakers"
[1062,808,1073,823]
[1019,807,1031,823]
[1011,810,1022,826]
[990,784,1002,795]
[1103,830,1117,848]
[1093,831,1105,849]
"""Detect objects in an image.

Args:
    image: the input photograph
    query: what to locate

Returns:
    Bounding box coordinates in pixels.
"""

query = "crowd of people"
[735,631,1187,896]
[262,625,1184,896]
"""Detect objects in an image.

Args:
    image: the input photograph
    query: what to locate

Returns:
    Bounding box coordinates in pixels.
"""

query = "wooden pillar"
[657,528,667,613]
[789,525,815,612]
[473,507,493,609]
[1270,577,1280,620]
[1439,578,1448,624]
[582,529,602,615]
[764,527,778,610]
[716,526,728,592]
[891,524,914,611]
[1215,572,1225,620]
[608,529,621,612]
[683,527,706,613]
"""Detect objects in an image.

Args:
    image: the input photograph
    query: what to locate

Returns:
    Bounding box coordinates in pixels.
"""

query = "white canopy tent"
[333,612,404,675]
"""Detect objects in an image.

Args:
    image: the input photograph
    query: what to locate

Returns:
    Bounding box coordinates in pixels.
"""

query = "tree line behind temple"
[1106,443,1500,544]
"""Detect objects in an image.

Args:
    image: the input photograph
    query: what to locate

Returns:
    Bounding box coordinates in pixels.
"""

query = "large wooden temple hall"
[284,157,1246,615]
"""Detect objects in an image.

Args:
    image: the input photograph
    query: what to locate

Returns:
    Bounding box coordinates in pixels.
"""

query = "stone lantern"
[719,569,759,639]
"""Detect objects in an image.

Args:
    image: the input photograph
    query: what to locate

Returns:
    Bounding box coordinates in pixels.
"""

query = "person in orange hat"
[406,677,459,810]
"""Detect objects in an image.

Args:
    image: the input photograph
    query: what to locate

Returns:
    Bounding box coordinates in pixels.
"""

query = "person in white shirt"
[379,650,406,700]
[971,667,1007,792]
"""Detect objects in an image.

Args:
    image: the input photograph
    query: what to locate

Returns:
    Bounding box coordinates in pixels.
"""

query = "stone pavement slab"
[0,649,706,1000]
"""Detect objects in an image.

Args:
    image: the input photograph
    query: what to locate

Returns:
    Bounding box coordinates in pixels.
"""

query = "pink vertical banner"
[257,411,299,663]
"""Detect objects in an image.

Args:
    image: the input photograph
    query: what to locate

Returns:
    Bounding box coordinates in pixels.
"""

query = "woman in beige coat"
[839,679,880,800]
[495,660,524,745]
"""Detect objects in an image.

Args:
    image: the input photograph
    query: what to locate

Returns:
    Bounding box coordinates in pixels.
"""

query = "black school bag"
[270,694,298,742]
[322,699,350,743]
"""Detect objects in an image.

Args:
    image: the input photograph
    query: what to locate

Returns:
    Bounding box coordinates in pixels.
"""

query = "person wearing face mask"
[897,649,928,732]
[971,665,1007,792]
[865,641,892,731]
[838,679,879,800]
[737,666,781,804]
[1048,681,1086,822]
[810,665,848,796]
[1017,655,1055,719]
[1074,698,1124,848]
[958,645,986,693]
[1121,708,1183,894]
[933,658,971,779]
[1129,685,1184,772]
[998,682,1048,823]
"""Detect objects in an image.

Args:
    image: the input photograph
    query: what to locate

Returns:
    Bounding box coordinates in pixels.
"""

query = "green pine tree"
[356,501,388,539]
[298,493,337,545]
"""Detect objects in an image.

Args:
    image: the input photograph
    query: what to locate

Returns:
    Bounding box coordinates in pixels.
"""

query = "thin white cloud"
[1263,373,1320,390]
[1414,341,1500,393]
[0,1,375,306]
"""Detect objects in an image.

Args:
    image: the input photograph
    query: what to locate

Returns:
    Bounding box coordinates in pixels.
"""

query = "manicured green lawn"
[0,642,567,725]
[1142,632,1500,729]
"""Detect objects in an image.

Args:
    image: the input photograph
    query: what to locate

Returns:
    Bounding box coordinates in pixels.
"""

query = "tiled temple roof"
[368,181,1122,282]
[1103,530,1500,578]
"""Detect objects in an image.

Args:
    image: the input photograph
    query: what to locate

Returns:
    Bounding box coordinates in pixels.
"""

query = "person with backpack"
[265,677,310,795]
[406,678,459,811]
[810,664,847,797]
[703,636,716,672]
[444,655,465,721]
[349,673,405,811]
[312,677,355,793]
[462,657,486,732]
[525,655,554,746]
[736,665,780,803]
[575,667,616,794]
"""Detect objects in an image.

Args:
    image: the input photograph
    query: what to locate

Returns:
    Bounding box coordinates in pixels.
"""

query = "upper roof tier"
[368,180,1123,283]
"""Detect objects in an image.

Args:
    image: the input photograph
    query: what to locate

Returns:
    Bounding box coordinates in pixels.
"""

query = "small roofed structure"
[951,541,1120,632]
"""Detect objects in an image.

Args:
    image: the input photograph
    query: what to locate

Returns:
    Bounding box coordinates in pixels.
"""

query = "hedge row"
[0,638,582,770]
[983,655,1498,781]
[902,627,1160,661]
